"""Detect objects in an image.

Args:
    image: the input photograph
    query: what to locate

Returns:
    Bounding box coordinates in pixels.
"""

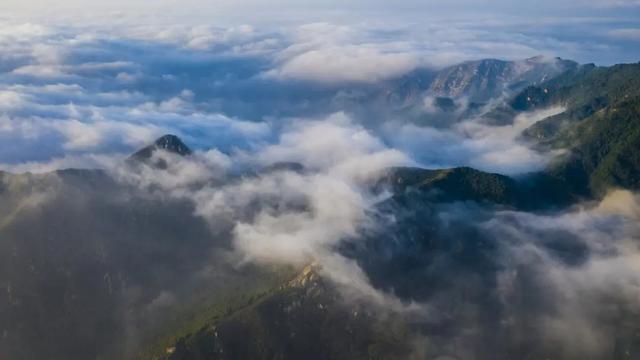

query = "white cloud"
[0,153,122,173]
[0,90,27,109]
[11,64,67,77]
[113,149,231,189]
[0,22,51,41]
[55,120,104,150]
[480,190,640,357]
[265,45,418,83]
[261,23,419,83]
[254,113,410,173]
[53,119,161,150]
[609,28,640,40]
[386,106,566,175]
[123,24,270,53]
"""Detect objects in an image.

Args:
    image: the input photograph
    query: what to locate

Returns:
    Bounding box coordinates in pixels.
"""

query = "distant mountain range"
[354,56,579,126]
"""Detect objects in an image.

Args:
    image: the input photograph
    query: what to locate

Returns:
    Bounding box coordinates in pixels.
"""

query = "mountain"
[428,56,578,102]
[144,63,640,359]
[154,166,541,359]
[0,169,218,360]
[0,140,288,360]
[4,59,640,360]
[503,62,640,196]
[379,166,522,207]
[378,67,437,109]
[342,57,576,125]
[130,134,193,167]
[162,265,413,360]
[153,169,629,360]
[328,57,580,130]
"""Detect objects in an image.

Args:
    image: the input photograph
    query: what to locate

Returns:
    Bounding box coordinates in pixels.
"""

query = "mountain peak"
[129,134,192,165]
[151,134,192,156]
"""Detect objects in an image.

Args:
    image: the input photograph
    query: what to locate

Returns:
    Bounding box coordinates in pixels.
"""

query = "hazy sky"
[3,0,640,24]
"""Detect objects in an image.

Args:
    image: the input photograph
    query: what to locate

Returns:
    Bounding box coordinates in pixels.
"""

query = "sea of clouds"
[1,11,640,358]
[0,17,606,173]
